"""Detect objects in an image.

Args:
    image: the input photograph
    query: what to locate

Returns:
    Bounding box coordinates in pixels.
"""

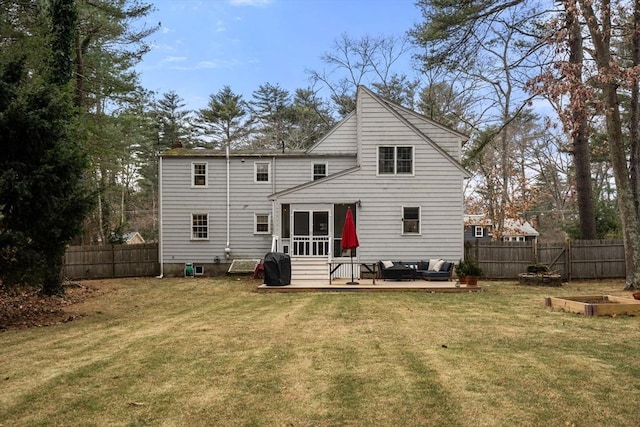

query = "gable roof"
[357,86,471,178]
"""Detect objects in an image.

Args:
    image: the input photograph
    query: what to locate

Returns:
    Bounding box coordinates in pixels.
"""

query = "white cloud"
[163,56,188,63]
[216,20,226,32]
[229,0,273,7]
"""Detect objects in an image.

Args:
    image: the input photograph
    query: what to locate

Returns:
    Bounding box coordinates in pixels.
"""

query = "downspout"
[157,156,164,278]
[225,142,231,258]
[271,156,278,252]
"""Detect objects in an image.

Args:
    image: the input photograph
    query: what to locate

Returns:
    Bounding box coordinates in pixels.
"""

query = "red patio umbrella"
[341,207,360,284]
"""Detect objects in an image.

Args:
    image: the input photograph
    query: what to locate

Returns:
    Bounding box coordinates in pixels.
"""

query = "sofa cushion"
[428,258,440,270]
[441,261,452,272]
[433,259,445,271]
[382,260,394,269]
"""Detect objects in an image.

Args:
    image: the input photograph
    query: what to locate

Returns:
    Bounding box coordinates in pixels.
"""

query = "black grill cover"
[263,252,291,286]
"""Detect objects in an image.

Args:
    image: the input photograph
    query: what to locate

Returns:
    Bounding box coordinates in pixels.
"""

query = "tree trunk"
[580,0,640,289]
[567,0,597,239]
[41,251,65,296]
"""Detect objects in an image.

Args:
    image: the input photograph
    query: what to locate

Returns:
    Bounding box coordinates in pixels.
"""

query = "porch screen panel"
[333,204,356,256]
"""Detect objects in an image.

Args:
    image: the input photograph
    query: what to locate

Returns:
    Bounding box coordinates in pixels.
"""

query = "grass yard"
[1,277,639,426]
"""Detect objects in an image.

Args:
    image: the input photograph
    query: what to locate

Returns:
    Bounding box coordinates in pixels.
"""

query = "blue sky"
[137,0,422,111]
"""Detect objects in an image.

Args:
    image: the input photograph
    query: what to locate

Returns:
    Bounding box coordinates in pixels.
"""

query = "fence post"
[111,244,116,279]
[566,239,572,282]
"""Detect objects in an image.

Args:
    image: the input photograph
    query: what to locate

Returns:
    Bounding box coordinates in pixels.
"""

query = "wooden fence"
[64,240,626,281]
[464,239,626,280]
[64,243,160,280]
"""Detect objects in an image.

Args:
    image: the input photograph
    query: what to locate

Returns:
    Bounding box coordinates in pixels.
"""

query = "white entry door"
[292,210,330,256]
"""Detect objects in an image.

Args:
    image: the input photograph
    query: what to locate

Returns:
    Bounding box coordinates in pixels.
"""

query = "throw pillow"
[433,259,445,272]
[382,260,394,269]
[428,258,440,270]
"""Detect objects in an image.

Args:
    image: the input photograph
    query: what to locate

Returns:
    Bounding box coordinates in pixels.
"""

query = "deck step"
[290,258,328,282]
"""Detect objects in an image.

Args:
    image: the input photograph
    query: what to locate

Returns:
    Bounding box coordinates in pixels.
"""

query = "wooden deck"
[257,278,482,293]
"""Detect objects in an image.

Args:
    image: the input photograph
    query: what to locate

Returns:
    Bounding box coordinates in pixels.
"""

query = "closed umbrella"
[341,207,360,284]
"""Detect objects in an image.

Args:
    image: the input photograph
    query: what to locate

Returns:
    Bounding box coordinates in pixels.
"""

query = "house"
[464,214,539,243]
[158,86,470,282]
[464,214,492,241]
[123,231,145,245]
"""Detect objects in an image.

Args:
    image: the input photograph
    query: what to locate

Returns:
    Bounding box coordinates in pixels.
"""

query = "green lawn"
[1,277,639,426]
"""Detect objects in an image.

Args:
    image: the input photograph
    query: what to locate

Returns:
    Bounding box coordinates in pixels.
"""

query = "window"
[255,162,271,183]
[255,213,271,234]
[378,146,413,175]
[474,226,484,238]
[312,163,327,180]
[192,162,207,187]
[191,214,208,239]
[402,207,420,234]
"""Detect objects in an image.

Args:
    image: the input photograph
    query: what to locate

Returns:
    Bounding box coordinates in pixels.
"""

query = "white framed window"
[191,213,209,239]
[402,206,421,234]
[192,162,208,187]
[312,162,328,180]
[254,162,271,183]
[378,146,414,175]
[474,226,484,238]
[254,213,271,234]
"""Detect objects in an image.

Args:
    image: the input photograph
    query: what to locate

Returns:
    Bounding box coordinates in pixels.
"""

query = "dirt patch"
[0,282,104,331]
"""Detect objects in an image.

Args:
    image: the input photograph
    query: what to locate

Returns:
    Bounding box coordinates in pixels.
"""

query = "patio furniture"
[377,260,418,281]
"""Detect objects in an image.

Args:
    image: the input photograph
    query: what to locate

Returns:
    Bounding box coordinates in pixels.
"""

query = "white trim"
[190,213,209,240]
[401,205,421,235]
[254,161,271,183]
[474,226,484,238]
[311,162,328,181]
[254,213,271,234]
[191,162,208,188]
[376,145,415,176]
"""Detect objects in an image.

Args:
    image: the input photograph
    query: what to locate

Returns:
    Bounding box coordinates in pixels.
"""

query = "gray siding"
[307,113,358,154]
[160,154,356,262]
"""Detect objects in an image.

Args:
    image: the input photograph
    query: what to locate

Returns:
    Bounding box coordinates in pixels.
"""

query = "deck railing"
[291,236,331,257]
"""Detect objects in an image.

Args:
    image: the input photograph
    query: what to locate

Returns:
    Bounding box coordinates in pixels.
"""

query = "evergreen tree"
[198,86,250,150]
[0,0,94,294]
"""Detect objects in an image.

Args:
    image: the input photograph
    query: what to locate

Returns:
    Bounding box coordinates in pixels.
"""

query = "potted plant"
[463,260,483,287]
[455,259,469,284]
[455,259,482,286]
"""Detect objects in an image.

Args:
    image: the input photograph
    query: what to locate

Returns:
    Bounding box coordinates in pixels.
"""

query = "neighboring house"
[464,214,492,241]
[123,231,145,245]
[159,86,470,282]
[464,215,539,243]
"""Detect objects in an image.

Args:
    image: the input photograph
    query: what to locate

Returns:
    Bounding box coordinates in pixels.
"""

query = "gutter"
[157,155,164,278]
[225,142,231,258]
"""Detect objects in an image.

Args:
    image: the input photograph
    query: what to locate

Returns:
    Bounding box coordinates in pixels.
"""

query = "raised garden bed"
[545,295,640,317]
[518,273,563,287]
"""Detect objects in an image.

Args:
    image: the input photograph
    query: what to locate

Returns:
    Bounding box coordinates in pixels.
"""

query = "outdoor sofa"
[377,259,454,281]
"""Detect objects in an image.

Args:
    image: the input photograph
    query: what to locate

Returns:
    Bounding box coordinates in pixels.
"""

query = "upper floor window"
[192,162,207,187]
[255,162,271,183]
[402,206,420,234]
[191,213,209,239]
[255,213,271,234]
[312,163,327,180]
[378,146,413,175]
